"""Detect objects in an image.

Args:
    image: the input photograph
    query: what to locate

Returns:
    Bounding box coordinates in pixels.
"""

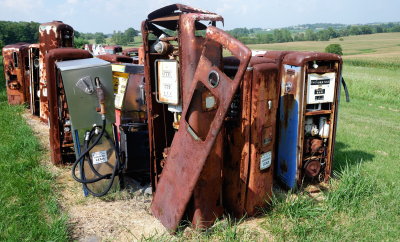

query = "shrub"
[325,43,343,55]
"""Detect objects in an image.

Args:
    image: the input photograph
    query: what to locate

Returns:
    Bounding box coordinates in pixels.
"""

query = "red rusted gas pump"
[2,43,31,105]
[38,21,74,122]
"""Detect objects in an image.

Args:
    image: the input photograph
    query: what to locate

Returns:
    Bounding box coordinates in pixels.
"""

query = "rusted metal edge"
[283,52,342,66]
[96,54,133,64]
[148,3,217,20]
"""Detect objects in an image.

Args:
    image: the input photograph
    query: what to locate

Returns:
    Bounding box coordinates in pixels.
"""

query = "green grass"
[0,58,69,241]
[258,54,400,240]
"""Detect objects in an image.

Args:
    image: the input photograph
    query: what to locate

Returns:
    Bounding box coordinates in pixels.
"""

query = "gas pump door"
[150,26,252,231]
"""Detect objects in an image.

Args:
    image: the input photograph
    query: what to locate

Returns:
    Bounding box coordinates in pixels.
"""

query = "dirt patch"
[22,111,168,241]
[22,110,280,241]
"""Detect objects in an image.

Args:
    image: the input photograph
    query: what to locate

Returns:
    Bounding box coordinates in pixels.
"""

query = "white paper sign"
[307,72,336,104]
[260,151,272,170]
[91,150,108,165]
[157,60,179,105]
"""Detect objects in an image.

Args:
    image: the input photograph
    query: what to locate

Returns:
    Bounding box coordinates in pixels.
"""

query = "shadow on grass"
[333,141,375,173]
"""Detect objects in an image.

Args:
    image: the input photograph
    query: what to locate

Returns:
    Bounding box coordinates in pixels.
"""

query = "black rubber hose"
[71,119,111,184]
[71,118,121,197]
[83,126,121,197]
[341,77,350,102]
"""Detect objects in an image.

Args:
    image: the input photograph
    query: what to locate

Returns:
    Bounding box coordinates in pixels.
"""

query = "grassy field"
[0,60,69,240]
[0,32,399,241]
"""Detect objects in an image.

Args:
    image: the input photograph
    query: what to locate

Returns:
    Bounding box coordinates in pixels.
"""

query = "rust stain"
[39,21,74,123]
[2,43,31,105]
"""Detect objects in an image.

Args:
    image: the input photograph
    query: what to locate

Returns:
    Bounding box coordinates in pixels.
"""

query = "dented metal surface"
[150,26,251,231]
[276,52,342,188]
[39,21,74,122]
[45,48,92,165]
[2,43,31,105]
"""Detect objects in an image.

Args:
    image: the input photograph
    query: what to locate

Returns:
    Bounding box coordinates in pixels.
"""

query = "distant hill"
[227,22,400,44]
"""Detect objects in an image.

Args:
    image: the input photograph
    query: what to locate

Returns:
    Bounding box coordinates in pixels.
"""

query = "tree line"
[228,22,400,44]
[1,21,400,51]
[0,20,140,50]
[0,21,40,50]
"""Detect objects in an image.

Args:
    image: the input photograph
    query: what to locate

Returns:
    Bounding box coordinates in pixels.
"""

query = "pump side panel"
[277,65,302,189]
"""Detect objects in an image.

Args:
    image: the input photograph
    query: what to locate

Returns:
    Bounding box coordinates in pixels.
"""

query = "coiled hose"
[71,118,121,197]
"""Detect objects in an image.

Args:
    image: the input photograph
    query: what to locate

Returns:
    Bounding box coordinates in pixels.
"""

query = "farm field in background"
[0,32,399,240]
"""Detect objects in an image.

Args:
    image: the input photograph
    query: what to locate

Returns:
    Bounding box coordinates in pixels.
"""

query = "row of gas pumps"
[2,4,348,232]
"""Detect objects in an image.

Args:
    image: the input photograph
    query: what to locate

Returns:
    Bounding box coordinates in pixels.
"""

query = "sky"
[0,0,399,33]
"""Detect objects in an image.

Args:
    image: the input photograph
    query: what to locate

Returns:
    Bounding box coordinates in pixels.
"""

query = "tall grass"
[0,58,69,241]
[344,59,400,69]
[262,163,378,241]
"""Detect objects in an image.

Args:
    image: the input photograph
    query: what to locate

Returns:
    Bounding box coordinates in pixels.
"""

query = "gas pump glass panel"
[155,59,179,105]
[307,73,336,104]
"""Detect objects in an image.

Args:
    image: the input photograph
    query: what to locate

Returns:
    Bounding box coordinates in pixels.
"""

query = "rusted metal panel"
[29,43,40,116]
[104,45,122,54]
[96,54,133,64]
[138,47,145,65]
[2,43,31,105]
[244,61,279,215]
[45,48,92,165]
[263,50,294,66]
[122,47,139,56]
[39,21,74,123]
[150,26,251,232]
[276,52,342,188]
[222,57,279,217]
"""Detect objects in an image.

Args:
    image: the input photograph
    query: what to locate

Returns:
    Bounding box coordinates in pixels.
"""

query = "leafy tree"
[124,27,138,43]
[361,25,373,34]
[325,44,343,55]
[317,30,331,41]
[305,29,317,41]
[74,37,89,49]
[94,32,106,44]
[375,26,384,33]
[349,26,361,35]
[111,31,127,45]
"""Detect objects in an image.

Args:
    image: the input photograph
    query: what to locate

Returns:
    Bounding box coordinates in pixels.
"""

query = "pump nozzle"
[94,77,106,117]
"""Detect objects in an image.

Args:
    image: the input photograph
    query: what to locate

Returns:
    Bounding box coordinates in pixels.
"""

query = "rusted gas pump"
[45,48,92,165]
[38,21,74,122]
[276,52,344,189]
[111,63,149,182]
[221,55,282,218]
[141,4,228,230]
[2,43,31,105]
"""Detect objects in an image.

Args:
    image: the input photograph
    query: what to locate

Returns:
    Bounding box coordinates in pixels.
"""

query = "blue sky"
[0,0,399,33]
